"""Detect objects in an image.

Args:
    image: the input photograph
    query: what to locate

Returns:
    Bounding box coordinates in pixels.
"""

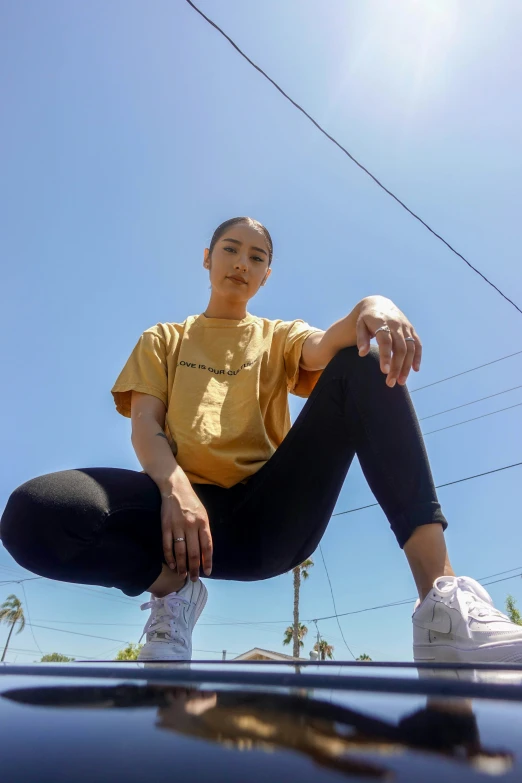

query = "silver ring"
[405,337,415,342]
[375,325,391,335]
[174,537,185,543]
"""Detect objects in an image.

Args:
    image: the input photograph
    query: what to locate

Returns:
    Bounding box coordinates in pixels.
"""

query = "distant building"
[233,647,307,662]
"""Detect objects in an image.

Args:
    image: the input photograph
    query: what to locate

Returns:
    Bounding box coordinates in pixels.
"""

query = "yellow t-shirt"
[111,313,323,488]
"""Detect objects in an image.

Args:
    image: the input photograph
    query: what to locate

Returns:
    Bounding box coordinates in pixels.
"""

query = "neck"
[203,293,248,320]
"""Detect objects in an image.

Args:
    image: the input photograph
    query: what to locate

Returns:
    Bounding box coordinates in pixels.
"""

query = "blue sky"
[1,0,521,663]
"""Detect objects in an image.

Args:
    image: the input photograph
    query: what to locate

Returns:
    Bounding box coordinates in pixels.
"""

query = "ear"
[260,268,272,287]
[203,248,210,269]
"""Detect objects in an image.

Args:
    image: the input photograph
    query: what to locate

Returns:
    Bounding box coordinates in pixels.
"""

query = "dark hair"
[208,217,273,266]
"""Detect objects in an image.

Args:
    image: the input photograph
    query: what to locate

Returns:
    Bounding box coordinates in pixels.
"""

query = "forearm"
[323,295,397,353]
[320,303,361,357]
[131,416,187,495]
[301,296,397,370]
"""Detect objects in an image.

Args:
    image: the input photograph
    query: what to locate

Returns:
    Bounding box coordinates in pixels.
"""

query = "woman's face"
[203,223,271,302]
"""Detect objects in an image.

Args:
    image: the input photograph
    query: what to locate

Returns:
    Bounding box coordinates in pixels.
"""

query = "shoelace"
[139,595,190,645]
[435,576,510,624]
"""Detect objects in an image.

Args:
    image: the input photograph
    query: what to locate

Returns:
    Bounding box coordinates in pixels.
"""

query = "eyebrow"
[221,237,268,256]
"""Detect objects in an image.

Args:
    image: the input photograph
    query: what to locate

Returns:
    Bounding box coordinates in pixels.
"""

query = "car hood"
[2,660,522,782]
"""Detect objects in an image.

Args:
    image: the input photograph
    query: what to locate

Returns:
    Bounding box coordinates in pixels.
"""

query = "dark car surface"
[2,660,522,782]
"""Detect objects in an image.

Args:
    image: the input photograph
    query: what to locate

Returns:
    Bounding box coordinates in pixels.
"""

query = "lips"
[227,276,247,284]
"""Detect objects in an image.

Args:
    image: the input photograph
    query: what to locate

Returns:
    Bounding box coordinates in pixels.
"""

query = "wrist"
[359,294,388,312]
[157,466,189,497]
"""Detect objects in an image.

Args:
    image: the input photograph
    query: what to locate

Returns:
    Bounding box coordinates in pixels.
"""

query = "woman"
[2,217,521,663]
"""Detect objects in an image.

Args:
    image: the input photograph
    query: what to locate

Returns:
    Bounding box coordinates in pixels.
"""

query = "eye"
[224,246,236,253]
[252,256,264,263]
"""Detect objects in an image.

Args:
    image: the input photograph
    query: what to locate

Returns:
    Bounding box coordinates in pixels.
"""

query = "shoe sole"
[414,642,522,664]
[138,581,208,662]
[417,667,522,684]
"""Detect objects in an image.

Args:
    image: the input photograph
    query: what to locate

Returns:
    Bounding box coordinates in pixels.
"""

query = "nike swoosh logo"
[428,604,452,634]
[416,603,452,634]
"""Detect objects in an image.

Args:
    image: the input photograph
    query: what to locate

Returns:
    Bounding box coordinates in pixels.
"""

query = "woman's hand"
[160,476,213,581]
[356,296,422,387]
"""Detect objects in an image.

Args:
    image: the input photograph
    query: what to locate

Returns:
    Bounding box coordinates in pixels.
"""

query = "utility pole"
[313,619,321,659]
[1,622,16,662]
[313,619,320,646]
[222,650,227,661]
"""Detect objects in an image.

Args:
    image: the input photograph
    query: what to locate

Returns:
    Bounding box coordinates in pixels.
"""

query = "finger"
[412,330,423,371]
[199,525,213,576]
[185,529,201,582]
[173,536,188,579]
[356,318,371,357]
[398,334,416,385]
[374,327,393,375]
[162,528,176,571]
[387,328,407,387]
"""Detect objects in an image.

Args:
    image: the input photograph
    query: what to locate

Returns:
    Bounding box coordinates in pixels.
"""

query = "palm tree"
[114,643,143,661]
[40,653,75,662]
[283,622,308,654]
[314,639,334,661]
[0,594,26,662]
[290,559,314,658]
[506,595,522,626]
[356,653,372,661]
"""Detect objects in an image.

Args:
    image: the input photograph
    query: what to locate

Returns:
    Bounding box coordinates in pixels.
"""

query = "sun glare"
[327,0,463,116]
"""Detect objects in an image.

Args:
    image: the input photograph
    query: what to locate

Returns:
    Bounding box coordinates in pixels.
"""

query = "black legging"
[0,347,447,596]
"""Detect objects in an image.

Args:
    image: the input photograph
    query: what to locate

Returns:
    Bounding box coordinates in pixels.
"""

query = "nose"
[234,255,247,272]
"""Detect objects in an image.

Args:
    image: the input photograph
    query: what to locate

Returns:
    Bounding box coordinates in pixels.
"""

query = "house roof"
[232,647,307,662]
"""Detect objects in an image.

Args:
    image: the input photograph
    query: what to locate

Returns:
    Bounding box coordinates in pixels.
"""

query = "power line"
[4,646,94,660]
[35,563,520,631]
[481,573,522,588]
[56,583,140,605]
[184,0,522,316]
[318,544,356,660]
[17,621,237,656]
[332,460,522,517]
[0,567,279,633]
[0,566,140,605]
[0,565,31,576]
[312,572,522,623]
[476,567,522,580]
[25,623,133,645]
[6,572,521,640]
[422,402,522,436]
[31,565,522,629]
[419,385,522,421]
[410,350,522,393]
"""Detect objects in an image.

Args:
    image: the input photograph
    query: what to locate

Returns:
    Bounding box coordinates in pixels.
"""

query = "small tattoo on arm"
[155,432,168,440]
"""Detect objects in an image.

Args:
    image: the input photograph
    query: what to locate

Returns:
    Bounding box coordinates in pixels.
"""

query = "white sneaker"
[413,576,522,664]
[137,579,208,661]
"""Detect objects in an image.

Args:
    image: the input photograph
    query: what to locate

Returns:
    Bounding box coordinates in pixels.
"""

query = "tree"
[290,559,314,658]
[0,594,26,662]
[115,643,143,661]
[40,653,74,662]
[356,653,372,661]
[283,623,308,654]
[506,595,522,626]
[314,639,334,661]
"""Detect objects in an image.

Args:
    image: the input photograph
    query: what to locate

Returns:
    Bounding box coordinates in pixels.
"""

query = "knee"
[329,344,382,378]
[1,480,45,570]
[0,471,101,572]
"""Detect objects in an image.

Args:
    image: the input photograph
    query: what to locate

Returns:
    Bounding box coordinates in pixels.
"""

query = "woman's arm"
[130,391,181,492]
[131,391,213,579]
[300,295,422,388]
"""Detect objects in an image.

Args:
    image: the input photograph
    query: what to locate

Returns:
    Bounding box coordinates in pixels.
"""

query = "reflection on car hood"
[1,661,522,782]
